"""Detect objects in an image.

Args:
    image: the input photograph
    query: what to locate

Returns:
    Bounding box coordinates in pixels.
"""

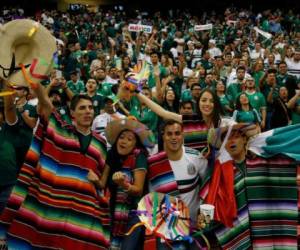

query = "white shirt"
[169,148,208,223]
[92,112,125,148]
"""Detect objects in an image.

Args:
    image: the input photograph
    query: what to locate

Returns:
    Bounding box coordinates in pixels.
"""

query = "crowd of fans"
[0,4,300,250]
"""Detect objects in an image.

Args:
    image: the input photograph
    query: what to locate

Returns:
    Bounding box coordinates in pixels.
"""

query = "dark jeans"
[121,214,145,250]
[0,184,14,215]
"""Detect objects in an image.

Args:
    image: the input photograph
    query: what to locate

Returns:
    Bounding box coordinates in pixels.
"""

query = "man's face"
[216,58,224,67]
[225,130,247,159]
[294,52,300,62]
[71,99,94,129]
[266,73,276,85]
[246,79,255,88]
[95,69,106,81]
[109,68,118,79]
[278,63,287,75]
[15,87,28,98]
[191,85,201,99]
[150,54,159,64]
[237,69,245,81]
[179,103,193,115]
[104,99,114,113]
[86,79,97,92]
[205,74,213,84]
[255,42,261,51]
[224,55,232,65]
[70,74,78,82]
[279,86,288,99]
[163,123,184,153]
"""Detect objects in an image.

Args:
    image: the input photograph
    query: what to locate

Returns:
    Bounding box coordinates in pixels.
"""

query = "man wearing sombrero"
[199,123,300,249]
[0,20,110,250]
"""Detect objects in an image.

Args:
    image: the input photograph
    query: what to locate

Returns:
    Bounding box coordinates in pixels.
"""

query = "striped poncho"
[0,111,110,250]
[182,114,209,152]
[202,124,300,249]
[216,156,298,249]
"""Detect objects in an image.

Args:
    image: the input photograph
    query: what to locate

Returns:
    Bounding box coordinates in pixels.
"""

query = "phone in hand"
[56,70,62,79]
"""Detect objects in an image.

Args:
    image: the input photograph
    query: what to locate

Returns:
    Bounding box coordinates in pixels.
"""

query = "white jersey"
[169,147,208,222]
[286,59,300,80]
[92,112,125,148]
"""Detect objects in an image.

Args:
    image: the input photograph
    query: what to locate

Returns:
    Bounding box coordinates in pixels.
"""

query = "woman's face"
[216,82,225,92]
[239,94,249,105]
[123,57,130,65]
[161,55,167,64]
[199,91,214,117]
[166,89,175,101]
[117,130,137,156]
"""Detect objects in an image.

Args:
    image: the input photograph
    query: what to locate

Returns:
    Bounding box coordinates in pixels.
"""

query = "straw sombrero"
[0,19,56,87]
[105,118,155,148]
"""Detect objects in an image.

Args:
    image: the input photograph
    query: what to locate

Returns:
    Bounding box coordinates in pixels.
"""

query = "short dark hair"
[191,83,201,91]
[70,94,93,111]
[267,68,277,75]
[236,65,246,72]
[179,100,193,109]
[161,119,183,134]
[278,61,287,67]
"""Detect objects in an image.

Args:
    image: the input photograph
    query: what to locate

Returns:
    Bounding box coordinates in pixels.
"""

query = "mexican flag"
[248,124,300,161]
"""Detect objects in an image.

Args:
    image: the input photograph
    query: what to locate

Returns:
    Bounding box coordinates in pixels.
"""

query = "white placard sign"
[128,24,153,33]
[194,24,213,31]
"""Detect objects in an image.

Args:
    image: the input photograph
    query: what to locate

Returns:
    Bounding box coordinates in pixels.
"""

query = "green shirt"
[77,132,93,154]
[0,124,18,186]
[67,80,85,95]
[57,106,72,125]
[232,109,261,123]
[168,77,184,99]
[130,105,158,142]
[253,71,264,89]
[90,94,105,116]
[226,83,244,103]
[148,64,169,89]
[218,94,233,116]
[16,102,38,166]
[200,59,213,72]
[246,91,266,114]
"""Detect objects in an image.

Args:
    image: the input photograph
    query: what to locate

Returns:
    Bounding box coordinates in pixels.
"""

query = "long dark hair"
[235,92,253,111]
[107,129,148,215]
[163,86,179,113]
[107,129,148,175]
[195,88,223,127]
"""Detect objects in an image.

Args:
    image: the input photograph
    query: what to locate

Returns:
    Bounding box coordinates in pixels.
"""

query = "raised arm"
[3,80,17,125]
[34,82,53,121]
[136,92,182,123]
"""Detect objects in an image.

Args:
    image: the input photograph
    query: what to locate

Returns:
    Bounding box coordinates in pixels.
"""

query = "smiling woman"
[88,118,154,250]
[136,88,231,152]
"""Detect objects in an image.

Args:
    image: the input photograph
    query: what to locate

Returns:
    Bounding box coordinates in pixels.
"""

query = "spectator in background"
[232,92,261,130]
[66,70,85,94]
[270,86,292,128]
